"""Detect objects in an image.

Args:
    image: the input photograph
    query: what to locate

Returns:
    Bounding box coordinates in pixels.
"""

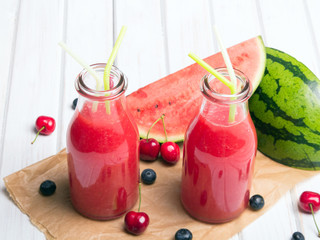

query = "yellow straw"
[188,52,237,122]
[213,26,238,122]
[104,26,127,89]
[213,26,237,89]
[103,26,127,114]
[188,53,236,93]
[58,42,102,90]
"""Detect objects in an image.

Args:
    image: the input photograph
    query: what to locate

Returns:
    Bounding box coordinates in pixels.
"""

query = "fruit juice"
[181,69,257,223]
[181,105,257,223]
[67,97,139,220]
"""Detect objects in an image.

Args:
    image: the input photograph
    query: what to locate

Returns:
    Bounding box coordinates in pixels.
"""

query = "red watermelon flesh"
[127,36,266,142]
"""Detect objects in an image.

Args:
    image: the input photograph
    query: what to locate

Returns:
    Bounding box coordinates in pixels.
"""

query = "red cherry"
[140,138,160,161]
[124,211,149,235]
[299,191,320,213]
[161,142,180,164]
[124,183,149,235]
[299,191,320,237]
[139,115,165,161]
[31,116,56,144]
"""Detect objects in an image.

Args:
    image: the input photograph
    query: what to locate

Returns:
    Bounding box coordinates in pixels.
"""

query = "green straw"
[58,42,102,90]
[103,26,127,114]
[213,26,237,89]
[188,53,236,94]
[188,52,237,122]
[103,26,127,89]
[213,26,237,122]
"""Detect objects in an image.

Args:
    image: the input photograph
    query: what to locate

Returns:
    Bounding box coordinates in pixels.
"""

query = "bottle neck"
[75,63,127,102]
[199,68,252,125]
[74,64,127,115]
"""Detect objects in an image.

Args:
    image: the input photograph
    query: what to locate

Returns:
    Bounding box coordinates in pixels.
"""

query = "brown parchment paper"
[3,148,320,240]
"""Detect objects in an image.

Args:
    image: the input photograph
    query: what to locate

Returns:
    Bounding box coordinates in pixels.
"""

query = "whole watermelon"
[249,47,320,170]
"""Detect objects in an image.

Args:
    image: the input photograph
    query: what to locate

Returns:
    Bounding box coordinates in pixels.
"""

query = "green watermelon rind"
[249,47,320,170]
[139,130,184,143]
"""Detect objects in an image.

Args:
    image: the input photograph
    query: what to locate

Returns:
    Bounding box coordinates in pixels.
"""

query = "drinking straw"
[213,26,237,122]
[103,26,127,90]
[103,26,127,114]
[188,53,237,122]
[58,42,102,90]
[188,53,236,93]
[213,26,237,88]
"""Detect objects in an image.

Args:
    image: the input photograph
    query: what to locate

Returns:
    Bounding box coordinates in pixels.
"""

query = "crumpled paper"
[3,148,319,240]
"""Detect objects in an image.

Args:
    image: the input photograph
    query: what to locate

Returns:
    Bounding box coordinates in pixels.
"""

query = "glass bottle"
[180,68,257,223]
[66,63,139,220]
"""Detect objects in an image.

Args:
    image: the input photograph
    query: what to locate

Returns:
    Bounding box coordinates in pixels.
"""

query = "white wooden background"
[1,0,320,239]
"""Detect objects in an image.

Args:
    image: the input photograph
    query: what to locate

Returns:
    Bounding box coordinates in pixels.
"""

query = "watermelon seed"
[168,101,171,105]
[137,108,140,112]
[155,104,158,108]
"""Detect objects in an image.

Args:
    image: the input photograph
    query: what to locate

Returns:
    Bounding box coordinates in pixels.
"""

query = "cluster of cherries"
[140,114,180,164]
[124,114,185,238]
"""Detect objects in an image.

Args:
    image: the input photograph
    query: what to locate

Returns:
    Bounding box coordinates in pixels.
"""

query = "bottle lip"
[200,67,252,105]
[75,63,127,101]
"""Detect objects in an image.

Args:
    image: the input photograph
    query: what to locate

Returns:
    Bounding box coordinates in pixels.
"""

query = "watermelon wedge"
[127,36,266,142]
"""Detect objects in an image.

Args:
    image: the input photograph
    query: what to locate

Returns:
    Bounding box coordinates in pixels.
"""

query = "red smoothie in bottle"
[67,64,139,220]
[181,68,257,223]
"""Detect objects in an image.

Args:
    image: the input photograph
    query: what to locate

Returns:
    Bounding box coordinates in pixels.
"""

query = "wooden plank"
[258,0,319,76]
[113,0,167,94]
[0,0,65,239]
[163,0,215,74]
[1,0,64,174]
[0,0,20,170]
[58,0,114,149]
[241,192,300,239]
[304,0,320,77]
[210,0,262,48]
[295,175,320,239]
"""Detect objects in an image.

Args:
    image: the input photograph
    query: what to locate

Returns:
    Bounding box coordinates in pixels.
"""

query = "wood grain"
[1,0,320,239]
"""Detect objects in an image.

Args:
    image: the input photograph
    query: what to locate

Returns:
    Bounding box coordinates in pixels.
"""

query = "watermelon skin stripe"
[253,74,320,138]
[249,47,320,170]
[266,48,320,98]
[250,105,320,150]
[250,112,320,170]
[254,73,308,129]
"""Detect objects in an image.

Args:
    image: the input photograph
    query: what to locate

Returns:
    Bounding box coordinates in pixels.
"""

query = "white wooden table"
[1,0,320,239]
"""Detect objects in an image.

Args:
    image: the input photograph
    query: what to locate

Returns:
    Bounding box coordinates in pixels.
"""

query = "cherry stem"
[31,126,45,144]
[161,114,168,142]
[146,114,165,141]
[309,203,320,237]
[138,183,141,212]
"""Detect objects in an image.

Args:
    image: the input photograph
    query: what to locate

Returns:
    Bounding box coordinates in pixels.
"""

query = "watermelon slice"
[127,36,266,142]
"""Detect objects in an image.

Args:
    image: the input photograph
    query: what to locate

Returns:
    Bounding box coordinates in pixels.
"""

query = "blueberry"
[175,228,193,240]
[292,232,305,240]
[72,98,78,110]
[40,180,56,196]
[249,194,265,210]
[141,169,156,185]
